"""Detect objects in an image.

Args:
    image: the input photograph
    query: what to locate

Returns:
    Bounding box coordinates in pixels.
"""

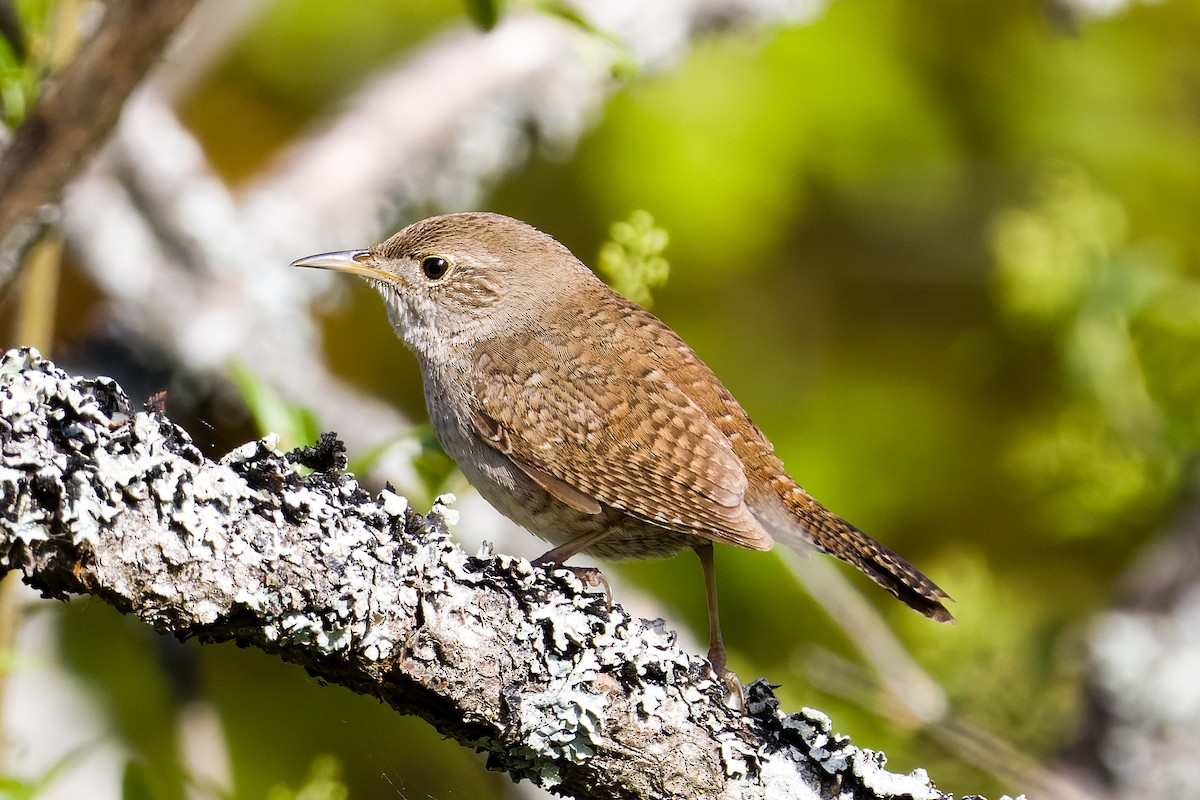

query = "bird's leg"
[532,529,613,604]
[694,541,743,707]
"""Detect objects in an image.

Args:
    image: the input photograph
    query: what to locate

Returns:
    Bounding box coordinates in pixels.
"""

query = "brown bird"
[292,212,953,688]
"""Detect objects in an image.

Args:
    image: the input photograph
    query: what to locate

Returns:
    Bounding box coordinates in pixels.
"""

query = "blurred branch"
[0,0,198,290]
[0,348,988,800]
[1065,481,1200,800]
[11,229,61,354]
[790,554,1096,800]
[54,0,830,492]
[804,648,1098,800]
[240,0,826,251]
[59,90,425,489]
[784,553,949,722]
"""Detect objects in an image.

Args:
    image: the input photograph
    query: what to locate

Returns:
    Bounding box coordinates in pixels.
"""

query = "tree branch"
[0,0,199,288]
[1067,485,1200,799]
[37,2,837,492]
[0,347,989,800]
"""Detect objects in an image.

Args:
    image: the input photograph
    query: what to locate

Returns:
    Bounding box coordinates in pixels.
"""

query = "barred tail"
[765,482,954,623]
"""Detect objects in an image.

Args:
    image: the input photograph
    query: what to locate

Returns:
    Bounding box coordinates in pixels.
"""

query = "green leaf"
[228,361,320,452]
[345,432,403,478]
[597,210,670,308]
[0,776,39,800]
[0,0,38,128]
[121,761,158,800]
[0,743,97,800]
[534,0,639,79]
[0,0,24,62]
[462,0,501,31]
[267,755,348,800]
[409,425,457,502]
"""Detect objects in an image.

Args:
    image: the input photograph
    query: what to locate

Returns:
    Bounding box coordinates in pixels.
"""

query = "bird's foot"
[532,559,613,607]
[715,668,744,710]
[708,651,745,710]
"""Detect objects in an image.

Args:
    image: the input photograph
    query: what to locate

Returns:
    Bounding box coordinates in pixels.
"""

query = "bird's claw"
[714,664,745,710]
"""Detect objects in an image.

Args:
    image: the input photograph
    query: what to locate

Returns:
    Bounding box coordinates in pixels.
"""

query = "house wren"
[292,212,953,684]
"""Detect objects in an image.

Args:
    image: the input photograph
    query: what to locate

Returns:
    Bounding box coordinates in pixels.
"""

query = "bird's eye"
[420,255,452,281]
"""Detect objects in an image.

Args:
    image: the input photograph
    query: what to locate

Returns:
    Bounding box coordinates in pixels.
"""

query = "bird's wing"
[467,331,772,550]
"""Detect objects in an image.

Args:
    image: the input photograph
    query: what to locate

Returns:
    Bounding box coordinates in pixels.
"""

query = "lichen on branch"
[0,347,975,800]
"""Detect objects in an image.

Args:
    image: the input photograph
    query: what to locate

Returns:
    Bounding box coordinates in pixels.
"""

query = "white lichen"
[1,348,996,799]
[516,648,608,782]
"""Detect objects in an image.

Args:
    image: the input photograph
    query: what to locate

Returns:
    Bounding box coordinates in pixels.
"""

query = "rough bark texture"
[0,347,986,800]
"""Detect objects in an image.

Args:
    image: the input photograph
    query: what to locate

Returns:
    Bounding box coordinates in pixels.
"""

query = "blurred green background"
[5,0,1200,798]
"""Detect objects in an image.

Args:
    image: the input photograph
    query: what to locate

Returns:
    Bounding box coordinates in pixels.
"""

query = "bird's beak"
[290,249,389,281]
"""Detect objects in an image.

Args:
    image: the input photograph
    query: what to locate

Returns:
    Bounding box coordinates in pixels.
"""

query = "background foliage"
[3,0,1199,798]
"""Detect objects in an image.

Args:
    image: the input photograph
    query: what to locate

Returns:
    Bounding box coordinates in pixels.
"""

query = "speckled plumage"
[293,212,953,680]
